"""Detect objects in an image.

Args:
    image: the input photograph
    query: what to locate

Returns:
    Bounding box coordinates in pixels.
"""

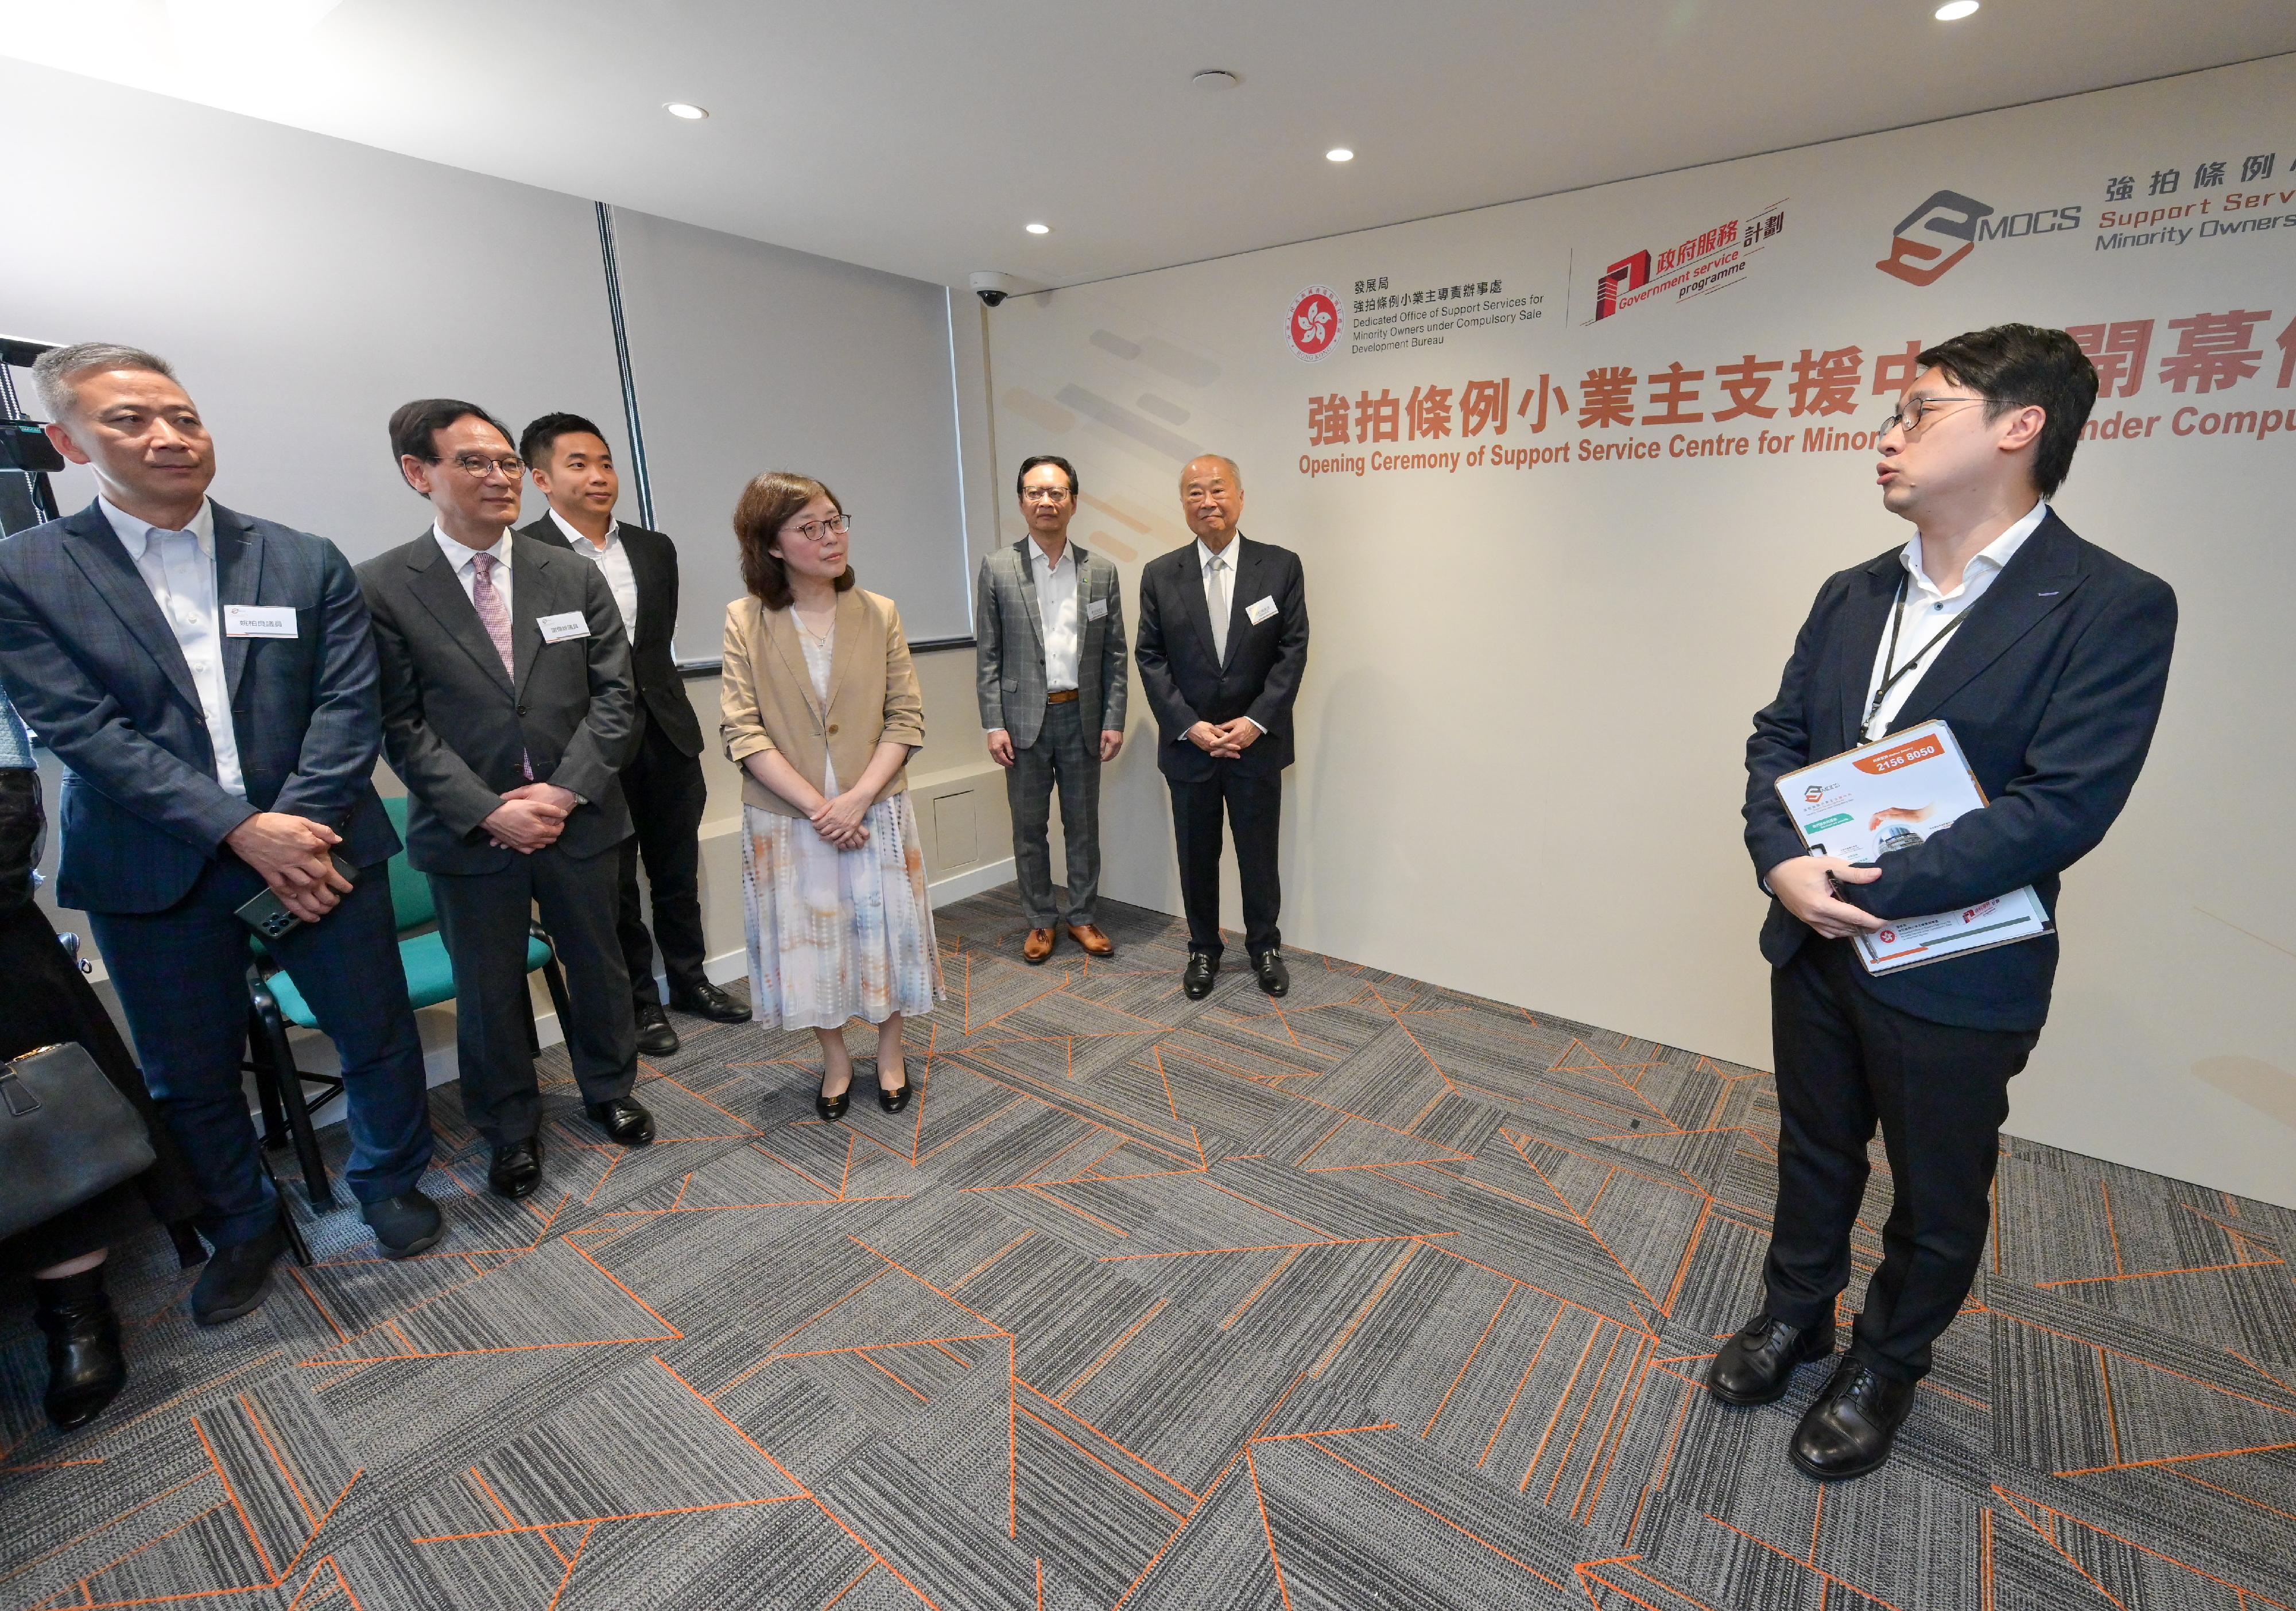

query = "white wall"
[983,57,2296,1208]
[2,57,981,640]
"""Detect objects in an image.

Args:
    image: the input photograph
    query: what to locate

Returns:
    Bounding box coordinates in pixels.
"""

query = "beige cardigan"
[719,587,926,818]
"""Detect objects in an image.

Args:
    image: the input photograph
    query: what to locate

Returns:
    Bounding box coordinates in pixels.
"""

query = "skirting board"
[273,859,1023,1115]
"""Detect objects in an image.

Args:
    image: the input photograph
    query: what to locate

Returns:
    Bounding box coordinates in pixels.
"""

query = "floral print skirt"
[739,794,944,1032]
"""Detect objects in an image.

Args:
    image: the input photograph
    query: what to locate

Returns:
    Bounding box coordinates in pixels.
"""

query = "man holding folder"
[1722,325,2177,1480]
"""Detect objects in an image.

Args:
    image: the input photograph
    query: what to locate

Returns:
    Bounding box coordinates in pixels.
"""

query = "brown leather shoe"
[1023,927,1056,964]
[1066,923,1115,958]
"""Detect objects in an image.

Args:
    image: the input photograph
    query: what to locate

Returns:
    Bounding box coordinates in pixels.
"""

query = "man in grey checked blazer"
[975,455,1128,962]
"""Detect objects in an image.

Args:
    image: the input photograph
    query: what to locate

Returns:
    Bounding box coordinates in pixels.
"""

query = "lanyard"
[1863,574,1968,739]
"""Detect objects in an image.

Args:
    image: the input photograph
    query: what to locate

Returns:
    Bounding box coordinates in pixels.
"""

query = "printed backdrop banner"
[984,56,2296,1206]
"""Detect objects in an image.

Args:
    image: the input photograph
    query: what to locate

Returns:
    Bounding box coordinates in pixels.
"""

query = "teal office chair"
[244,795,573,1209]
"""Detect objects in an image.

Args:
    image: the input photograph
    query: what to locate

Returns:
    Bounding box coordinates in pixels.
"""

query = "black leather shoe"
[190,1219,288,1326]
[1791,1357,1916,1480]
[1251,950,1290,998]
[363,1190,445,1259]
[816,1073,851,1123]
[634,1003,680,1057]
[588,1097,656,1146]
[1707,1311,1836,1406]
[876,1059,913,1114]
[1184,951,1218,1000]
[672,982,751,1023]
[34,1271,126,1430]
[488,1135,543,1199]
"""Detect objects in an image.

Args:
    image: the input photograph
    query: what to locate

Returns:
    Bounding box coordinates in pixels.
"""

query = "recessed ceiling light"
[1326,147,1355,163]
[1025,222,1051,235]
[663,102,708,120]
[1190,69,1239,92]
[1934,1,1979,18]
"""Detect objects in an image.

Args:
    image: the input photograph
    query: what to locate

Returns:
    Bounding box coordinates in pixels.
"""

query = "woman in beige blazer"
[721,472,942,1121]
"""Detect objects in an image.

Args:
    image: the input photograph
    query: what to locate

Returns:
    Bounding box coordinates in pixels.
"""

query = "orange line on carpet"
[238,1395,316,1530]
[468,1467,560,1565]
[1108,1375,1304,1611]
[1201,1178,1340,1240]
[1103,1234,1434,1263]
[856,1350,930,1402]
[1058,1298,1169,1402]
[192,1413,278,1580]
[1013,1378,1199,1501]
[1572,1335,1649,1521]
[1528,1323,1612,1499]
[2054,1438,2296,1476]
[2097,1346,2123,1467]
[1298,1434,1573,1594]
[73,1503,227,1600]
[949,1229,1036,1290]
[1222,1247,1306,1330]
[1480,1302,1566,1467]
[1425,1288,1512,1437]
[1242,1446,1297,1611]
[2100,1179,2125,1275]
[819,1560,875,1610]
[542,1521,594,1611]
[1309,1243,1420,1378]
[2038,1257,2285,1287]
[1017,1404,1188,1520]
[1021,1182,1129,1237]
[411,1495,805,1543]
[564,1235,684,1336]
[1698,1511,1906,1611]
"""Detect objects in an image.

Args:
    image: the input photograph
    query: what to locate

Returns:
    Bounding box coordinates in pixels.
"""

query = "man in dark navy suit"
[1714,325,2177,1480]
[1134,455,1309,1001]
[0,344,441,1323]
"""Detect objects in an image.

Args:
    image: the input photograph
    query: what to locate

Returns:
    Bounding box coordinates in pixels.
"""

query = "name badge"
[1244,595,1278,625]
[537,611,591,643]
[1086,597,1109,622]
[222,604,297,639]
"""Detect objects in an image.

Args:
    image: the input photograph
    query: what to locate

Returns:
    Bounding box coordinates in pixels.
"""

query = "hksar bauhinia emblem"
[1286,286,1341,362]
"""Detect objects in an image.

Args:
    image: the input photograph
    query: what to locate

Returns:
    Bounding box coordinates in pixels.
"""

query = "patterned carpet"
[1,887,2291,1610]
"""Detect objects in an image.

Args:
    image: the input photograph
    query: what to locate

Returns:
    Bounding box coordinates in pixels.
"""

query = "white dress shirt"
[1033,537,1081,694]
[548,509,639,646]
[100,495,245,797]
[432,522,514,618]
[1861,499,2048,740]
[1197,535,1263,736]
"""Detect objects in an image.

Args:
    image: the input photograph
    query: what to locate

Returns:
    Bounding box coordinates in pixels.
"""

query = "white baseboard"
[929,857,1015,908]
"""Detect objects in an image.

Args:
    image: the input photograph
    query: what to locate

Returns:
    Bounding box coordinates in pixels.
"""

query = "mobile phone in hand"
[234,853,360,940]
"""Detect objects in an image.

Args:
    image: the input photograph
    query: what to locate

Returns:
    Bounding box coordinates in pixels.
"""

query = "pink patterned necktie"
[471,552,533,779]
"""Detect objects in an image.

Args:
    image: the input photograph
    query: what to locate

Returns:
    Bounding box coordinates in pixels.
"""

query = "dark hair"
[389,398,515,471]
[733,471,855,610]
[1914,324,2098,496]
[519,412,609,472]
[1016,454,1078,499]
[32,341,177,421]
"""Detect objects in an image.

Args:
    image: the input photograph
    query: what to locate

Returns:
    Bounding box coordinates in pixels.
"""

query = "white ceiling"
[10,1,2296,292]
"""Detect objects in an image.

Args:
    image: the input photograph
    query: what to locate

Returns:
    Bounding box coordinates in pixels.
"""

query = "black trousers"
[1166,767,1281,957]
[428,840,637,1146]
[616,712,711,1007]
[1762,938,2038,1381]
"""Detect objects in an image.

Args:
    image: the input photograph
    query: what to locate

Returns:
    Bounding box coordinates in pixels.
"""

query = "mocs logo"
[1875,189,2082,286]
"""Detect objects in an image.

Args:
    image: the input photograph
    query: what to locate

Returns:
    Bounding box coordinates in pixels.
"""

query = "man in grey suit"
[975,455,1127,963]
[356,399,653,1202]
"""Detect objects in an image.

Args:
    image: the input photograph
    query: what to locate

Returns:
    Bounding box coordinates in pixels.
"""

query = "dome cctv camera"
[969,271,1025,308]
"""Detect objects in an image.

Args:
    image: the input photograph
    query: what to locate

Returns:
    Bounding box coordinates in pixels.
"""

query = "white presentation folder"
[1773,719,2052,976]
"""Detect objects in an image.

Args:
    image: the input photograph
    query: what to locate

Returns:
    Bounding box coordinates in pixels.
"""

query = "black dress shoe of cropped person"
[1706,1311,1836,1406]
[634,1003,681,1057]
[190,1218,288,1326]
[1251,950,1290,998]
[1184,950,1218,1000]
[816,1074,851,1123]
[589,1096,656,1146]
[363,1190,445,1259]
[34,1267,126,1430]
[672,981,751,1023]
[877,1060,913,1114]
[1791,1357,1916,1481]
[489,1135,543,1199]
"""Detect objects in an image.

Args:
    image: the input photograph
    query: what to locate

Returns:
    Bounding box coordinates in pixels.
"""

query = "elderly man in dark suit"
[517,412,746,1057]
[358,399,652,1203]
[1719,324,2177,1481]
[975,453,1128,964]
[1134,455,1309,1001]
[0,343,441,1326]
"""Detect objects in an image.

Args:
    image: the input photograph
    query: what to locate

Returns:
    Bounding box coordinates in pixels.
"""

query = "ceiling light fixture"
[1934,1,1979,18]
[1190,69,1239,92]
[664,102,709,120]
[1025,223,1051,235]
[1326,147,1354,163]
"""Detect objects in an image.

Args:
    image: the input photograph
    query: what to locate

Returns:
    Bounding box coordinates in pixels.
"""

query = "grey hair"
[1180,453,1243,491]
[32,342,178,421]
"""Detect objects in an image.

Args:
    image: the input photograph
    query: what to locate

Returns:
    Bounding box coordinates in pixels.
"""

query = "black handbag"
[0,1041,157,1243]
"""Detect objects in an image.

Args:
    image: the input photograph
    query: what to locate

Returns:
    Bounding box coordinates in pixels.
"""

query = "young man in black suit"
[1134,455,1310,1001]
[518,414,747,1057]
[1719,325,2177,1479]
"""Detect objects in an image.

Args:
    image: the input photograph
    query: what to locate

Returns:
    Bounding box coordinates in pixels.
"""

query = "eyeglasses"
[783,514,851,543]
[1877,395,1986,438]
[446,452,525,480]
[1021,488,1072,504]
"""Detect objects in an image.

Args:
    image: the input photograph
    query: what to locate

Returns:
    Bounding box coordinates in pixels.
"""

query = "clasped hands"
[226,811,352,923]
[808,789,871,850]
[1185,718,1261,759]
[483,782,580,853]
[1764,855,1887,941]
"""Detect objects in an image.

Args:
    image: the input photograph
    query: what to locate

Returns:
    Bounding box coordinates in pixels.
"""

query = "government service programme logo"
[1286,285,1342,361]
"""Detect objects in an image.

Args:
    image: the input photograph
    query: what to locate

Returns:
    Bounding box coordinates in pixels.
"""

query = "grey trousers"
[1006,697,1102,928]
[429,840,638,1145]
